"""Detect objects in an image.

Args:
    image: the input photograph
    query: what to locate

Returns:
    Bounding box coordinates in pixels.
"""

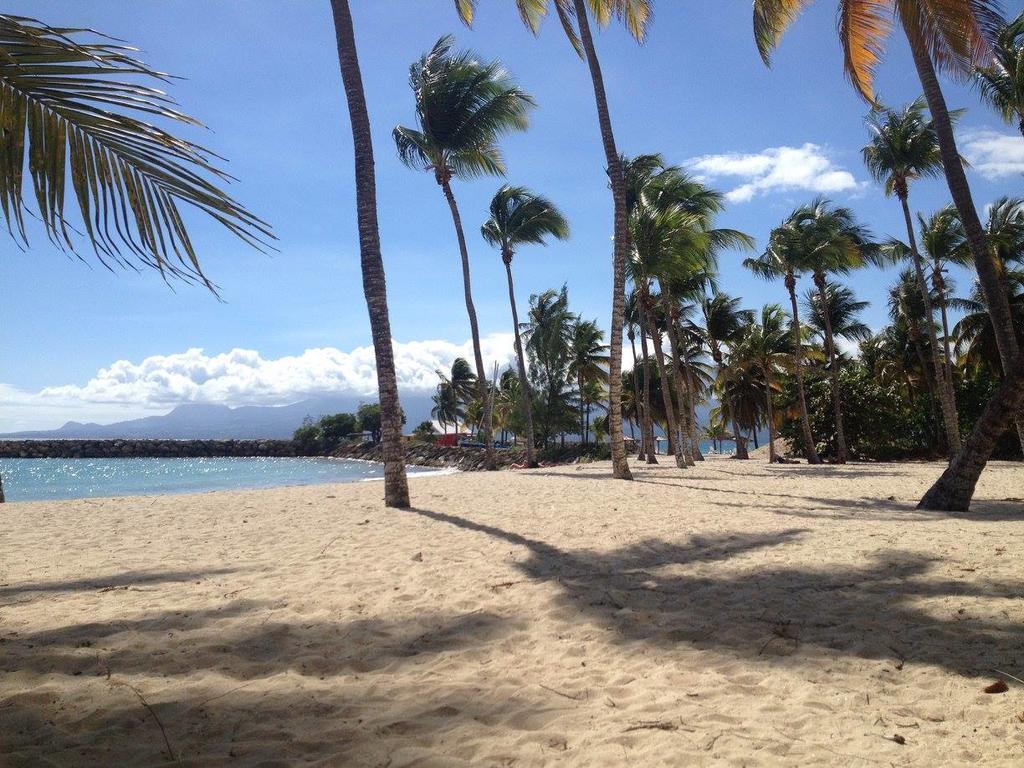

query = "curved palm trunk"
[628,332,643,456]
[503,256,538,468]
[661,291,695,467]
[572,0,631,480]
[786,273,822,464]
[764,367,777,464]
[919,353,1024,510]
[814,273,849,463]
[637,310,658,464]
[933,264,955,391]
[439,178,496,470]
[906,25,1024,467]
[578,373,587,444]
[732,410,749,460]
[681,357,704,462]
[899,193,962,456]
[330,0,409,508]
[642,289,687,468]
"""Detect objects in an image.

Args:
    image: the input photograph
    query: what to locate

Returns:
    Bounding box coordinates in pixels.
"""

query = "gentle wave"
[0,456,444,502]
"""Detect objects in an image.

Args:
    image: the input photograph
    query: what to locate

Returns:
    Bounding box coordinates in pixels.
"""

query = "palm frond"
[0,14,272,289]
[839,0,892,103]
[753,0,814,65]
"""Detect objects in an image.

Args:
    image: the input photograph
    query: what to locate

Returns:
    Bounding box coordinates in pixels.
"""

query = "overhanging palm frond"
[753,0,815,65]
[975,11,1024,125]
[838,0,892,104]
[0,14,272,288]
[455,0,650,56]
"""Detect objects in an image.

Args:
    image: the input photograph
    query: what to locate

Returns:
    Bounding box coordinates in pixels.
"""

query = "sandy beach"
[2,458,1023,767]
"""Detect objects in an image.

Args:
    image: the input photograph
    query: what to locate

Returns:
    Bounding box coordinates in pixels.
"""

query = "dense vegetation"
[292,403,406,453]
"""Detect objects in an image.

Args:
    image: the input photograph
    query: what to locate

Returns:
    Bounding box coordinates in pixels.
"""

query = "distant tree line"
[292,403,405,454]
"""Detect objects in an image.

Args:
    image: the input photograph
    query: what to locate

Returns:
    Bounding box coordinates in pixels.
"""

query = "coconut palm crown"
[393,35,533,184]
[862,97,955,199]
[975,11,1024,134]
[481,185,570,261]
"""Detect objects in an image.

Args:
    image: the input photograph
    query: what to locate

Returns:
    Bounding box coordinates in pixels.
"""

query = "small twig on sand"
[109,679,178,763]
[624,719,695,733]
[994,669,1024,686]
[488,579,529,591]
[539,684,587,701]
[196,681,258,707]
[318,534,345,557]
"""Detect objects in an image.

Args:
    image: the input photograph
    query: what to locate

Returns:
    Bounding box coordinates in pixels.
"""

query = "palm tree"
[330,1,410,508]
[731,305,794,463]
[567,319,610,444]
[0,15,272,503]
[976,11,1024,136]
[624,290,652,459]
[791,199,878,463]
[918,207,971,386]
[745,212,824,464]
[456,0,653,482]
[753,0,1022,506]
[733,305,794,462]
[953,273,1024,375]
[432,382,462,435]
[393,36,533,471]
[863,98,962,455]
[628,189,691,467]
[438,358,478,417]
[701,292,751,366]
[805,283,872,349]
[482,185,569,467]
[521,286,576,445]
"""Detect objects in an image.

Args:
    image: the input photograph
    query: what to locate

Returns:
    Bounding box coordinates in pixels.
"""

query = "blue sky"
[2,0,1023,430]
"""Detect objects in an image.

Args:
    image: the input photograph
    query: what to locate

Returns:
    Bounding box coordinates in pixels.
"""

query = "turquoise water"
[0,457,442,502]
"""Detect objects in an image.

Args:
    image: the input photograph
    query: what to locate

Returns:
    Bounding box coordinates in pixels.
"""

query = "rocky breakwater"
[332,441,528,471]
[0,439,299,459]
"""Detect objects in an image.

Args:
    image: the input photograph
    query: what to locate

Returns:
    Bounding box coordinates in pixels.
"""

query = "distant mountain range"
[0,396,437,440]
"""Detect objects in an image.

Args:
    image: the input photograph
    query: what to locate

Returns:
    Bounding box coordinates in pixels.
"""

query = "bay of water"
[0,457,444,502]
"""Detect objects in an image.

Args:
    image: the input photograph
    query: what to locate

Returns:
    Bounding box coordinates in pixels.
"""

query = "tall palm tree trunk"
[814,273,849,463]
[681,357,704,462]
[661,293,695,466]
[898,193,962,456]
[764,369,777,463]
[642,290,687,468]
[732,410,749,460]
[786,273,822,463]
[933,264,956,392]
[578,373,587,444]
[503,256,538,468]
[629,331,645,458]
[906,25,1024,460]
[637,310,659,464]
[573,0,631,480]
[439,178,497,470]
[330,0,409,508]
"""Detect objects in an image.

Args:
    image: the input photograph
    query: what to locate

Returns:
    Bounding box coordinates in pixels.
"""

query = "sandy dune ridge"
[1,458,1023,766]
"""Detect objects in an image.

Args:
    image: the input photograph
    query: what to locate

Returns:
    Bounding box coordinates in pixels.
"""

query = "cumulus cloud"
[688,143,863,203]
[960,128,1024,179]
[0,334,516,431]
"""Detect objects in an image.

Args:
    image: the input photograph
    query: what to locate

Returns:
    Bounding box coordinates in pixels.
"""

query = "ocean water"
[0,457,444,503]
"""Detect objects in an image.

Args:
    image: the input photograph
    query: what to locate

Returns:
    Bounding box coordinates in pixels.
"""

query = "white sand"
[2,458,1023,767]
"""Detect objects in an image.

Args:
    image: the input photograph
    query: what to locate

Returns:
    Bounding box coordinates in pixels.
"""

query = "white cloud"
[960,128,1024,179]
[0,334,516,431]
[688,143,863,203]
